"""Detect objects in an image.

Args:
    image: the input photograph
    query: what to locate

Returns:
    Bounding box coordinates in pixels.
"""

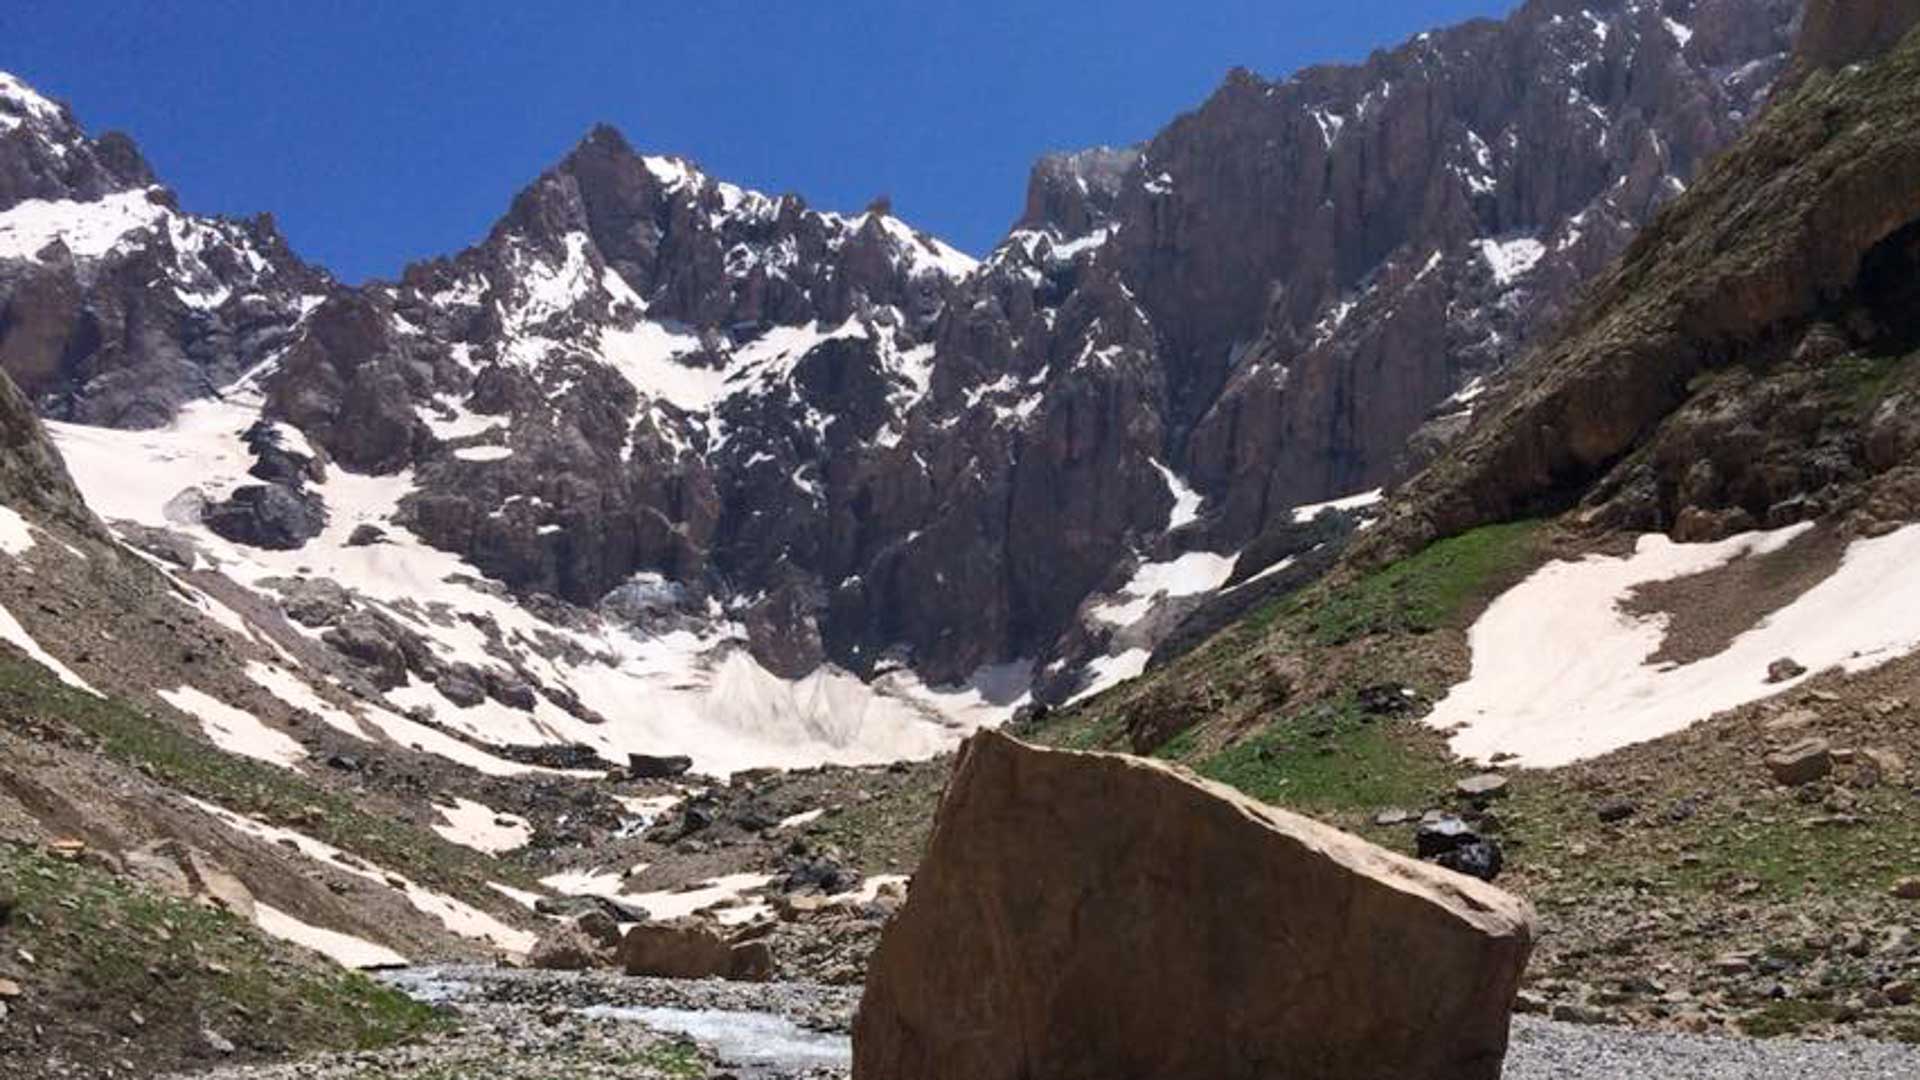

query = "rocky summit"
[0,0,1802,710]
[853,731,1537,1080]
[9,0,1920,1077]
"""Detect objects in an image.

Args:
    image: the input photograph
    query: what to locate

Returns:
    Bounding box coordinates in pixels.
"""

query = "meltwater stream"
[580,1005,851,1069]
[381,967,855,1077]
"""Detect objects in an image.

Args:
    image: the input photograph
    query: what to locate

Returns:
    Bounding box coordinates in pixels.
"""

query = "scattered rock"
[435,671,486,708]
[853,731,1535,1080]
[529,923,606,971]
[1416,814,1506,882]
[1764,709,1819,733]
[535,895,650,924]
[1595,798,1637,823]
[345,523,387,546]
[778,853,861,896]
[628,753,694,779]
[1861,747,1907,785]
[1456,773,1510,800]
[1374,808,1416,827]
[1435,839,1506,883]
[1714,954,1755,975]
[1766,657,1808,683]
[1764,738,1833,786]
[0,978,20,1000]
[201,1026,236,1056]
[1892,877,1920,901]
[616,920,774,981]
[1356,683,1416,716]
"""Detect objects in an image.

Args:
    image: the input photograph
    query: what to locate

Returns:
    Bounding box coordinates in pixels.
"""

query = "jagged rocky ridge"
[0,0,1804,723]
[1363,0,1920,566]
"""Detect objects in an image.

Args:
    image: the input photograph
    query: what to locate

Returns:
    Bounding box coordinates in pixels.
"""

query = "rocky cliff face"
[1362,3,1920,567]
[0,74,327,429]
[1788,0,1920,79]
[0,0,1806,706]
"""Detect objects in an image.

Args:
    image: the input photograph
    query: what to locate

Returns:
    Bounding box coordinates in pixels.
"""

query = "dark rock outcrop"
[853,731,1536,1080]
[201,483,326,550]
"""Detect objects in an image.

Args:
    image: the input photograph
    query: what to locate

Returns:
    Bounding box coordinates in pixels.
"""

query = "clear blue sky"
[3,1,1515,283]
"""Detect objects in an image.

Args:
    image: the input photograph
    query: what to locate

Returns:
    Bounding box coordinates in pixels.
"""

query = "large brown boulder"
[852,731,1535,1080]
[529,922,607,971]
[616,919,774,981]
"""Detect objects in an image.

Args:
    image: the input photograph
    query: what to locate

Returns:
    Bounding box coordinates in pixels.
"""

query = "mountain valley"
[5,0,1920,1076]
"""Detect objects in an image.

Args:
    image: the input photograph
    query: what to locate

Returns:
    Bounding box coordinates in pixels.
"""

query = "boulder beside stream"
[852,730,1537,1080]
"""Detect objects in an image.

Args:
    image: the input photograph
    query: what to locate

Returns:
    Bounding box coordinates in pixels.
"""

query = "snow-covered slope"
[0,0,1805,761]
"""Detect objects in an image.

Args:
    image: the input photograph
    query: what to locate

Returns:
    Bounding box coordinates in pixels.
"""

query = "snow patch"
[452,445,513,463]
[46,395,1026,779]
[1290,488,1384,523]
[1066,649,1151,705]
[1089,552,1238,628]
[1430,524,1920,767]
[158,685,306,770]
[1149,460,1204,530]
[0,504,35,556]
[0,597,97,694]
[254,902,409,970]
[1475,236,1546,286]
[0,189,169,262]
[243,661,369,741]
[431,797,532,855]
[0,71,64,129]
[191,797,535,954]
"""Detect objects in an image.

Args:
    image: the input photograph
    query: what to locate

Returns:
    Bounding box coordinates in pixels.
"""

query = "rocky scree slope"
[0,0,1802,715]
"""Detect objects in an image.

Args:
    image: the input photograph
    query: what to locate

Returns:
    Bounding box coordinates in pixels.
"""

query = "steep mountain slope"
[1363,0,1920,563]
[1000,0,1920,1041]
[0,74,326,428]
[0,0,1804,730]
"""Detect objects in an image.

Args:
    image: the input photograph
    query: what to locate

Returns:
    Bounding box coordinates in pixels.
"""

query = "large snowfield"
[47,390,1028,778]
[1430,524,1920,767]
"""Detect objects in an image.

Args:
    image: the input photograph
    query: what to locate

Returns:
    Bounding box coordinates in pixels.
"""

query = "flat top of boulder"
[961,730,1533,934]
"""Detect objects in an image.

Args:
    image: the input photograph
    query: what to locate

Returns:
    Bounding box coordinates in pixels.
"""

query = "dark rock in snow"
[535,894,651,924]
[628,753,694,779]
[201,483,326,550]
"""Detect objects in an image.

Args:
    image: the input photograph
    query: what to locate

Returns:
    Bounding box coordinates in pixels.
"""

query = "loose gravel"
[171,967,1920,1079]
[1503,1015,1920,1079]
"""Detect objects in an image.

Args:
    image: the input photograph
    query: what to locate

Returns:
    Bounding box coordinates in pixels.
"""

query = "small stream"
[381,966,854,1077]
[580,1004,851,1069]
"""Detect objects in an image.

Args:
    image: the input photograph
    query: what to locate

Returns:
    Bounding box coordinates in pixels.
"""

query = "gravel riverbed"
[170,966,1920,1079]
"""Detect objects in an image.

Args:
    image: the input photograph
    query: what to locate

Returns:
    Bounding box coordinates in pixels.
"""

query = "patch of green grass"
[629,1038,706,1077]
[1740,1000,1845,1038]
[1670,814,1920,899]
[1298,521,1541,645]
[1824,348,1918,413]
[1192,698,1457,816]
[1152,727,1200,761]
[0,842,440,1059]
[0,655,533,902]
